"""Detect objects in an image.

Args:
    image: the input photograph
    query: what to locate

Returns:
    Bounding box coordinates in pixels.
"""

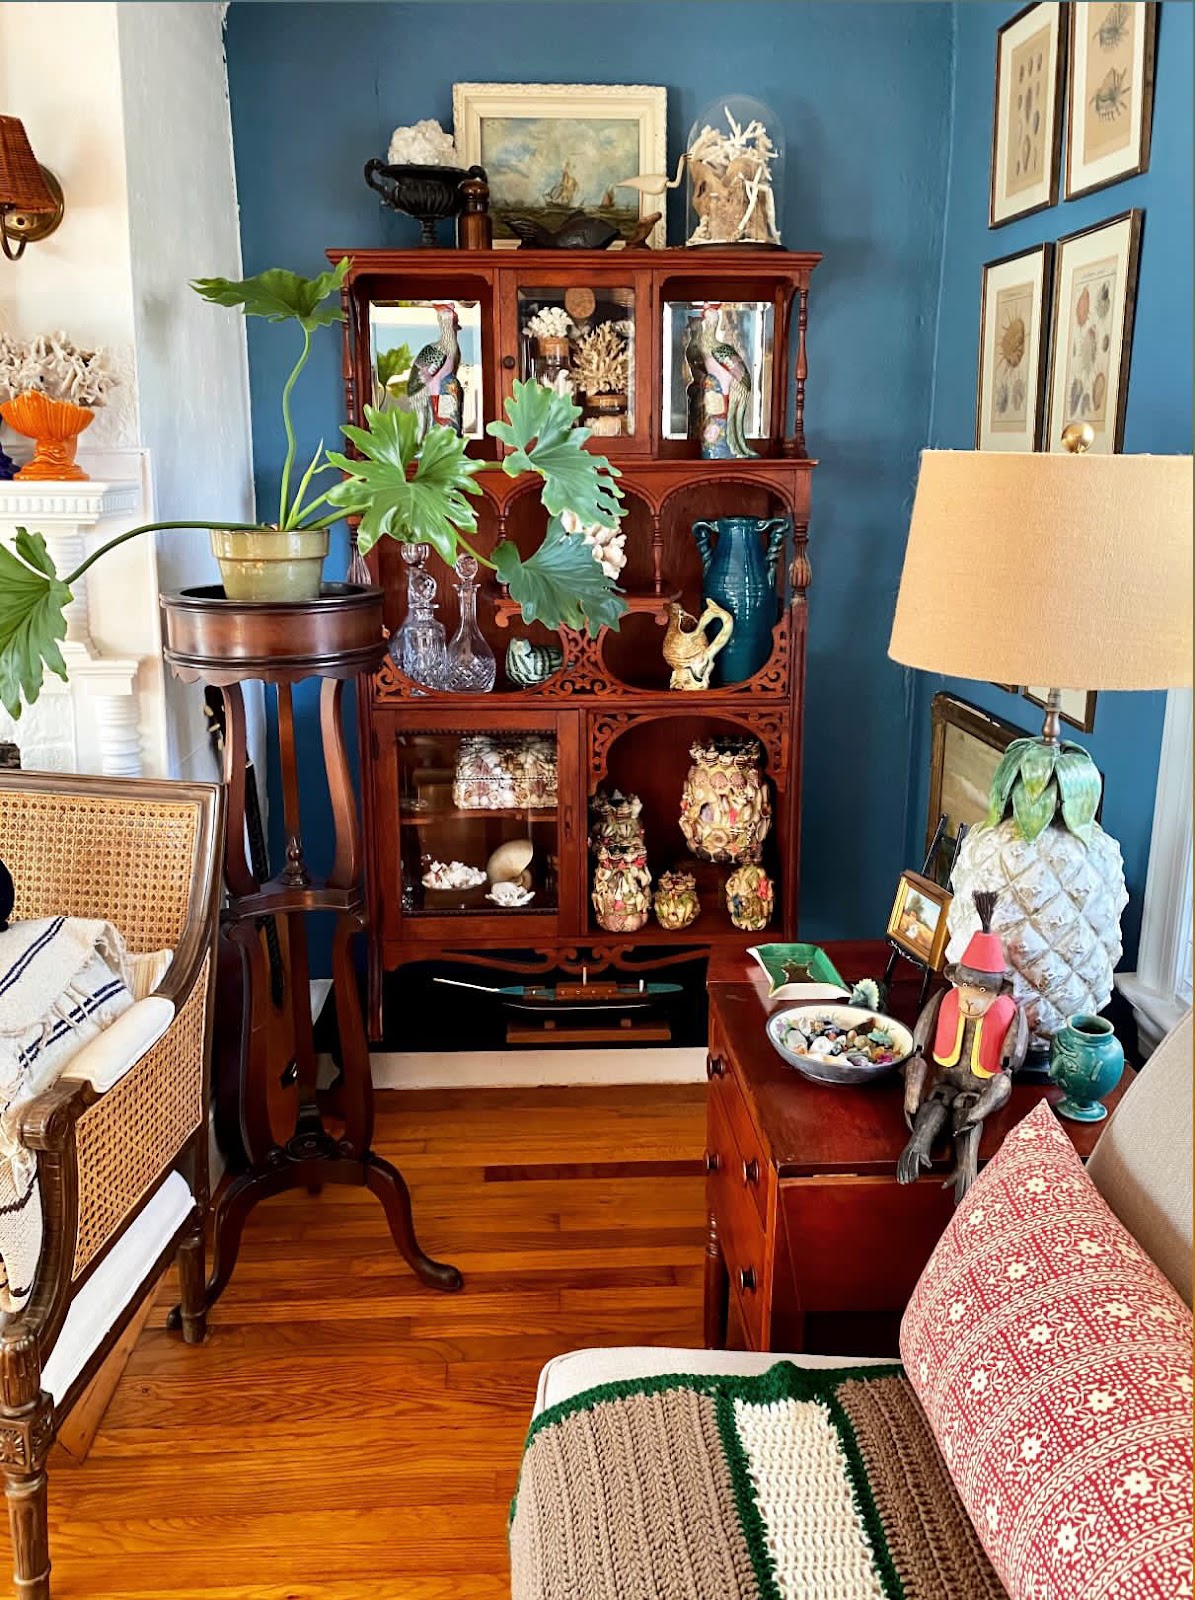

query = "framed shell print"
[976,244,1053,450]
[1023,685,1098,732]
[1045,209,1142,453]
[990,2,1068,227]
[1065,2,1157,200]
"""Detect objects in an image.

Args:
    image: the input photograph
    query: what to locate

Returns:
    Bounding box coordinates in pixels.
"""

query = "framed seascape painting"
[925,693,1029,888]
[990,2,1067,227]
[976,244,1053,450]
[453,83,667,249]
[1045,209,1142,453]
[1066,2,1157,200]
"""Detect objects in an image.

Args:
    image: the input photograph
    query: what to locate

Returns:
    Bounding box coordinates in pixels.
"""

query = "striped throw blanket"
[510,1362,1008,1600]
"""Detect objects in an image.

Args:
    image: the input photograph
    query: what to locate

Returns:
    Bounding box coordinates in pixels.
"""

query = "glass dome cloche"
[685,95,785,248]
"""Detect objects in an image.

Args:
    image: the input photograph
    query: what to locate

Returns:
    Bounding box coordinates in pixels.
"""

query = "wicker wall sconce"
[0,116,64,261]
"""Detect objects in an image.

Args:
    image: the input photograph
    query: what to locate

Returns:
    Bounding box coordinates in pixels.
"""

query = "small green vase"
[1049,1014,1125,1122]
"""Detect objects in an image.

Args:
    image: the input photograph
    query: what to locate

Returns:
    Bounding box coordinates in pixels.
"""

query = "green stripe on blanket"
[510,1362,1008,1600]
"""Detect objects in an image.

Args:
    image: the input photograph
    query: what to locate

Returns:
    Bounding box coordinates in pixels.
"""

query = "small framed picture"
[1023,685,1098,732]
[990,2,1067,227]
[1065,2,1157,200]
[1045,208,1142,453]
[887,871,953,973]
[976,244,1054,450]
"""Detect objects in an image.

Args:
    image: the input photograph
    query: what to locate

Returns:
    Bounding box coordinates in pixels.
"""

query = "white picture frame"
[1065,2,1157,200]
[1045,208,1142,454]
[990,2,1067,228]
[976,243,1053,451]
[453,82,667,250]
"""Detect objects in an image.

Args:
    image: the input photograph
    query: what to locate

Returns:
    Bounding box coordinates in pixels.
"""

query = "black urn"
[364,159,487,247]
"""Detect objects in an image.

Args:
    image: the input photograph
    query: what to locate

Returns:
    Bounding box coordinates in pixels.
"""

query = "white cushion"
[127,948,174,1001]
[42,1170,194,1405]
[60,996,175,1093]
[533,1344,890,1417]
[1087,1009,1192,1305]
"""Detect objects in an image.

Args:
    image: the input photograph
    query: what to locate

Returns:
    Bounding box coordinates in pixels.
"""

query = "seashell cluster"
[725,862,773,931]
[590,788,651,933]
[452,735,557,810]
[679,736,772,864]
[422,860,486,890]
[654,869,700,931]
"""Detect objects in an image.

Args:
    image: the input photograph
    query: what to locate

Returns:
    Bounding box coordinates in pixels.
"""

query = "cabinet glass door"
[369,298,486,439]
[397,728,561,917]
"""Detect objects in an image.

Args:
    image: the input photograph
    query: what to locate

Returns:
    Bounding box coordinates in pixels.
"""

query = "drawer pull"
[742,1157,760,1186]
[738,1266,757,1293]
[704,1150,722,1174]
[706,1054,726,1080]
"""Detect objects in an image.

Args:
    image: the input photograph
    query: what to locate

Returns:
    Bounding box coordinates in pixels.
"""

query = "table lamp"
[889,425,1193,1062]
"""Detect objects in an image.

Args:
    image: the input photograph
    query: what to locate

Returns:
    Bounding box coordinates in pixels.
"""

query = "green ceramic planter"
[209,526,330,603]
[1049,1013,1125,1122]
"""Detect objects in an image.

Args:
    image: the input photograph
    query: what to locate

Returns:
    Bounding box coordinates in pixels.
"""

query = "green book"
[748,942,850,1001]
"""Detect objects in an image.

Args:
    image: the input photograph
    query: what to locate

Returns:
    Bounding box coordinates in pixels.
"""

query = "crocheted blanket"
[510,1362,1009,1600]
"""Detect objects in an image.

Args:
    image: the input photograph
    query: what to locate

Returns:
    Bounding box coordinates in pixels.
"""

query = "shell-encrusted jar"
[452,735,517,810]
[510,735,558,809]
[725,863,774,931]
[654,869,700,931]
[588,789,644,854]
[592,841,651,934]
[679,736,772,864]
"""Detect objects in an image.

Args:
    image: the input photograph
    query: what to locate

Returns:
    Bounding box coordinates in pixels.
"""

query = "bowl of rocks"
[765,1004,913,1086]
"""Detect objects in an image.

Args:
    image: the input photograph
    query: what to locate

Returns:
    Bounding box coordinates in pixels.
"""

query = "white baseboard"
[361,1046,707,1091]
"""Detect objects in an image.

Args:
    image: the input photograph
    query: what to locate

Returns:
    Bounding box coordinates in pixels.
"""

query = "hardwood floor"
[23,1084,708,1599]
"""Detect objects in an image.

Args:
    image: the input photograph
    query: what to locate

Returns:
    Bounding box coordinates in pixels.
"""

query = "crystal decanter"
[444,553,496,693]
[392,543,447,689]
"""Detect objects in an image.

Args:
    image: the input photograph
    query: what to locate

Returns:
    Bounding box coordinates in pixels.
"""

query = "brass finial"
[1061,421,1095,454]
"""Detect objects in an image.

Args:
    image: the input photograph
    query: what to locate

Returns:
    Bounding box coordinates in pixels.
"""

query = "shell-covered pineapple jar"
[592,840,652,934]
[679,736,772,864]
[589,789,645,854]
[654,869,700,931]
[725,863,774,931]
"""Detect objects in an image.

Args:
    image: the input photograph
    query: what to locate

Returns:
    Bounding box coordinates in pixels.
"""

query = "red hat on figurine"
[951,891,1010,990]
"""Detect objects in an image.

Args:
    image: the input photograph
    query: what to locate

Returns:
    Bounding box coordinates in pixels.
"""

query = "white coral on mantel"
[387,119,458,166]
[0,331,118,408]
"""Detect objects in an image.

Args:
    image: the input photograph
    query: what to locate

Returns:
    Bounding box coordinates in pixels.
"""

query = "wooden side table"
[703,942,1129,1357]
[161,584,461,1314]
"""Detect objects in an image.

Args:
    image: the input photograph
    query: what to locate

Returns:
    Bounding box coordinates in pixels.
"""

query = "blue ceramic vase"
[691,517,789,686]
[1049,1014,1125,1122]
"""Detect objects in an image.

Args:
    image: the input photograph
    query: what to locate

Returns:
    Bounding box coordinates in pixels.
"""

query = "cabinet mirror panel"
[398,729,559,916]
[369,299,485,438]
[516,284,636,438]
[662,300,775,442]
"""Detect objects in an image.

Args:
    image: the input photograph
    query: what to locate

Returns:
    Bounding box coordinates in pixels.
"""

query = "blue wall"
[223,0,1189,969]
[911,0,1193,961]
[224,0,955,949]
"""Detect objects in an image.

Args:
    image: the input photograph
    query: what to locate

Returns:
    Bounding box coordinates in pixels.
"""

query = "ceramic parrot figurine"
[897,890,1028,1203]
[406,302,462,438]
[697,305,757,460]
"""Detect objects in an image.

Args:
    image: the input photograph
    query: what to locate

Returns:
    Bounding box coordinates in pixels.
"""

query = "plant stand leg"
[363,1152,463,1292]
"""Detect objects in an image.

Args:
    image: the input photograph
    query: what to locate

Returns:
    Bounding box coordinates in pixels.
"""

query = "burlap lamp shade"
[889,450,1193,690]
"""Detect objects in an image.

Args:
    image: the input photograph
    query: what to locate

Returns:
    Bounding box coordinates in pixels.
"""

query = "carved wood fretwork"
[791,519,811,599]
[590,707,789,786]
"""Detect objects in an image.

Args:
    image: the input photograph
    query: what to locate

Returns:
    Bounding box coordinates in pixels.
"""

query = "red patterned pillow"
[901,1098,1193,1600]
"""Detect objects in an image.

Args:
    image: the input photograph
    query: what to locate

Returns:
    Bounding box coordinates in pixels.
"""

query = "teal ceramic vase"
[1049,1014,1125,1122]
[691,517,789,686]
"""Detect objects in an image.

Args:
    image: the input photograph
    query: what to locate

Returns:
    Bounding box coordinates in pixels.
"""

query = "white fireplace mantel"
[0,471,157,777]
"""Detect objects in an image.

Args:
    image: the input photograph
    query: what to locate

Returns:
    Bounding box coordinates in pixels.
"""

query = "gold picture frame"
[990,2,1068,228]
[1045,208,1142,453]
[1023,685,1098,732]
[887,871,953,973]
[452,81,667,249]
[926,693,1031,888]
[976,243,1054,450]
[1065,1,1157,200]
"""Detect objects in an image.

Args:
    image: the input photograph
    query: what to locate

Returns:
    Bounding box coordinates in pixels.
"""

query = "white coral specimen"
[525,305,574,341]
[571,323,628,395]
[561,510,628,581]
[387,119,458,166]
[0,332,117,407]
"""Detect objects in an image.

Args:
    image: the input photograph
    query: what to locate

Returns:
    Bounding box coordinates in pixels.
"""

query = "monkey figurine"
[897,890,1028,1203]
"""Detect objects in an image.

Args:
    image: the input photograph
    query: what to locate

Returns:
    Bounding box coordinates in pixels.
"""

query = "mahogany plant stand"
[160,584,462,1314]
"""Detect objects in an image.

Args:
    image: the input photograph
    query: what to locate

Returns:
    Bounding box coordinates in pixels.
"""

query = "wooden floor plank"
[8,1083,706,1598]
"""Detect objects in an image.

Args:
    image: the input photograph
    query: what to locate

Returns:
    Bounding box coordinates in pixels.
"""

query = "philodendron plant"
[0,261,626,717]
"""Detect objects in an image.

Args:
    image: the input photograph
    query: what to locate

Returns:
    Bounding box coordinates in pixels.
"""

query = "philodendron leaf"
[191,257,350,331]
[986,738,1036,825]
[1012,772,1060,844]
[326,407,482,562]
[0,529,71,718]
[492,519,626,637]
[1017,738,1058,802]
[488,380,623,529]
[1055,745,1102,843]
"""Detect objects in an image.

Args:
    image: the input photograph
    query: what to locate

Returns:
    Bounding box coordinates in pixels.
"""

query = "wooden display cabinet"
[331,248,821,1040]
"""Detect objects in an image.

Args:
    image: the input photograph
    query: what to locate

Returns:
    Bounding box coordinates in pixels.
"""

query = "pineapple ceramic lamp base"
[0,392,94,481]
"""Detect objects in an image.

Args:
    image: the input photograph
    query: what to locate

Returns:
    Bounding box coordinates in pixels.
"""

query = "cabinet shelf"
[400,806,556,824]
